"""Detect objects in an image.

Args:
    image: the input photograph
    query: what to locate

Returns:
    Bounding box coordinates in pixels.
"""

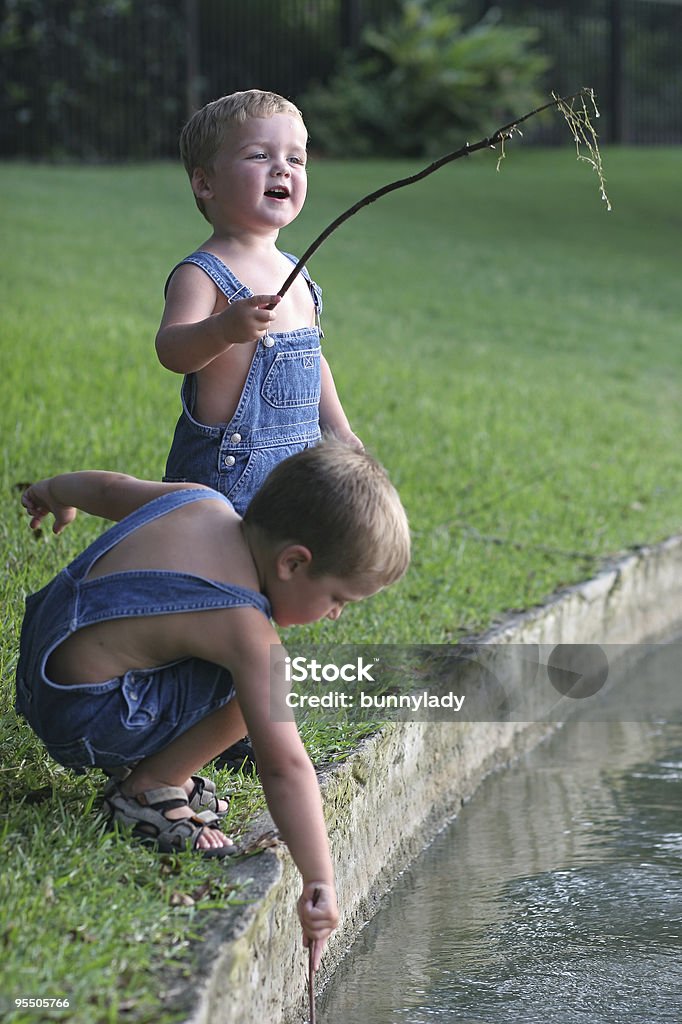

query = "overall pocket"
[261,348,321,408]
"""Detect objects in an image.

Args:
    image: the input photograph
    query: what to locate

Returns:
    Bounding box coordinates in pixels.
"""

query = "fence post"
[185,0,202,118]
[608,0,623,143]
[340,0,362,49]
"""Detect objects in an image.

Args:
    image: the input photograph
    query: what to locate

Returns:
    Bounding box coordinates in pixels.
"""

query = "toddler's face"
[199,113,308,233]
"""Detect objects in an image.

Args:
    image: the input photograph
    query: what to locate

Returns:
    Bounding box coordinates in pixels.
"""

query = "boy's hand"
[221,294,281,343]
[298,881,339,972]
[22,480,77,535]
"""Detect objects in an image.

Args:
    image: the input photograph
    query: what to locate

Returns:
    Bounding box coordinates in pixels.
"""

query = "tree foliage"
[0,0,186,159]
[302,0,551,157]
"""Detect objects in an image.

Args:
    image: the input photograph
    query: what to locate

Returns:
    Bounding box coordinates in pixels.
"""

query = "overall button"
[224,455,236,467]
[230,432,242,443]
[263,335,275,348]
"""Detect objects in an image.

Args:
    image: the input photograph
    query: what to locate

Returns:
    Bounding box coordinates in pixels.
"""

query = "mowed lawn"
[0,147,680,1021]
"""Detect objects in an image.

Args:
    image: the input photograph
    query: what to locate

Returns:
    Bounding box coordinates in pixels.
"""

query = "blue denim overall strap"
[163,251,323,515]
[15,488,271,770]
[65,488,272,623]
[164,249,323,323]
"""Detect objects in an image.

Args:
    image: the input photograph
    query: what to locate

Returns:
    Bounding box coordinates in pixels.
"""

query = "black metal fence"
[502,0,682,144]
[1,0,680,160]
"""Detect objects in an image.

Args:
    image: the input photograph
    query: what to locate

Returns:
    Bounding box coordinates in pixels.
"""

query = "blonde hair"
[244,438,410,586]
[180,89,305,220]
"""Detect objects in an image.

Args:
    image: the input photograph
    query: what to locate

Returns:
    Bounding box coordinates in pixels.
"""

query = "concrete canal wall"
[178,535,682,1024]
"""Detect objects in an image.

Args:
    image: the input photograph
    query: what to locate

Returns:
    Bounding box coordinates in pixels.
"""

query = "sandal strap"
[135,785,190,813]
[187,775,229,817]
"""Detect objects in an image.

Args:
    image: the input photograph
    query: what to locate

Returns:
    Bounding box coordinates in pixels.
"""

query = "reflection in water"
[319,645,682,1024]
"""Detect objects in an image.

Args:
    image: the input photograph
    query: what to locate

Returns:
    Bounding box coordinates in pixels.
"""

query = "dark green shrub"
[302,0,551,157]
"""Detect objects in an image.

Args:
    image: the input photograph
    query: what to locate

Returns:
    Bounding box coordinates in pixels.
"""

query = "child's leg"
[117,698,248,853]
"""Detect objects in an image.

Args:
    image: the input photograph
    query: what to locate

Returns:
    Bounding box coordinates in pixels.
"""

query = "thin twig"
[309,940,316,1024]
[277,87,606,298]
[308,886,321,1024]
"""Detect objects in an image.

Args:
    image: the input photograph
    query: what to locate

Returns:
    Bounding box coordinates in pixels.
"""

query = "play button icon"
[547,644,609,699]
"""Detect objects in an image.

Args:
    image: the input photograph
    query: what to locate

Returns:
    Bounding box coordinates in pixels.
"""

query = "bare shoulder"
[191,604,278,678]
[162,260,224,321]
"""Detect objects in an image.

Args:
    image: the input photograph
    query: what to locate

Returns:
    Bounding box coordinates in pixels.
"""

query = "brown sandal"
[103,781,235,857]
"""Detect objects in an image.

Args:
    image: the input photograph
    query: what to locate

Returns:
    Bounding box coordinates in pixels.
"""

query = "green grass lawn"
[1,146,680,1021]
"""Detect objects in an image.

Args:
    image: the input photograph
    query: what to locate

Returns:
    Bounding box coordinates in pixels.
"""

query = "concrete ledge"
[178,535,682,1024]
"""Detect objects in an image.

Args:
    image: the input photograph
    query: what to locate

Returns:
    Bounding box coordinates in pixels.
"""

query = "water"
[319,644,682,1023]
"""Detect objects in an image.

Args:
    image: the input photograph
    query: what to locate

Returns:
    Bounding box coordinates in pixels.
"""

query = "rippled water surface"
[319,644,682,1023]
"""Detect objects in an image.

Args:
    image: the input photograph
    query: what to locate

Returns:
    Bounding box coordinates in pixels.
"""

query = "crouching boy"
[15,439,410,965]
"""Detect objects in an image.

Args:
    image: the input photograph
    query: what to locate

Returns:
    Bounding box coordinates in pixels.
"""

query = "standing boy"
[157,89,361,516]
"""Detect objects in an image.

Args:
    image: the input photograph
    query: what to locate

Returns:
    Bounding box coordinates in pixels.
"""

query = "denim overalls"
[163,250,323,515]
[15,488,271,772]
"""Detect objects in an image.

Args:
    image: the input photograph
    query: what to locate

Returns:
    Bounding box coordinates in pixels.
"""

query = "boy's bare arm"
[156,263,280,374]
[21,472,211,533]
[213,616,339,956]
[319,355,363,449]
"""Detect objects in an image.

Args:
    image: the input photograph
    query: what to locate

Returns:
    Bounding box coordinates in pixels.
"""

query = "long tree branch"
[276,87,600,299]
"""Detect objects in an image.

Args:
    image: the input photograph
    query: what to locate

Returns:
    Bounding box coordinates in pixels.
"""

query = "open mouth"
[264,186,290,200]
